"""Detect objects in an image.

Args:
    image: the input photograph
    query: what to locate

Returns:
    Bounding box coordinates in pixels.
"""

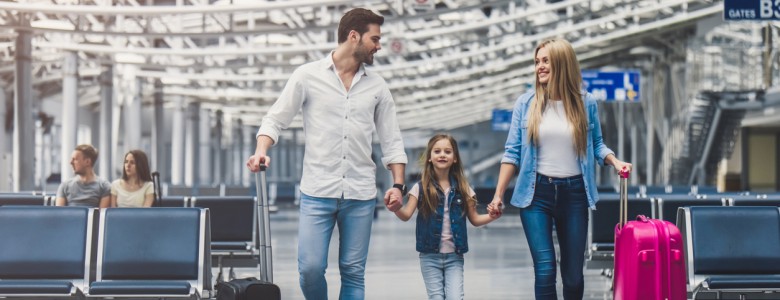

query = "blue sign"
[491,109,512,131]
[724,0,780,21]
[581,70,640,102]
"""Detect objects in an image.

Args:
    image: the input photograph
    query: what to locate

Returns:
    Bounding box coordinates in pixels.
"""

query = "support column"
[184,101,199,187]
[234,119,243,186]
[0,91,7,191]
[214,110,223,185]
[243,124,252,187]
[59,51,79,182]
[124,75,142,152]
[99,64,113,178]
[170,96,185,185]
[199,108,211,185]
[151,79,164,173]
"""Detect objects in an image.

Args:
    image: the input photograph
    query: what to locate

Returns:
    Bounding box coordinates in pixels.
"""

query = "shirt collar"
[322,51,368,77]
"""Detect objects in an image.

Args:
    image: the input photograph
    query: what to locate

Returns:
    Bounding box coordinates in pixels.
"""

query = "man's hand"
[384,188,402,212]
[246,154,271,172]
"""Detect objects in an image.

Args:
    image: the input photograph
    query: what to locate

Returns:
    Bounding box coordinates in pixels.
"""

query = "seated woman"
[111,150,154,207]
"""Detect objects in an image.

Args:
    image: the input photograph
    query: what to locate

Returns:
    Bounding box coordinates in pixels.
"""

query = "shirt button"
[345,116,348,119]
[343,175,346,178]
[343,156,346,159]
[343,136,347,139]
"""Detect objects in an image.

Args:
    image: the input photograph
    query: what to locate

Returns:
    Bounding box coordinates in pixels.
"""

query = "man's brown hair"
[75,144,98,167]
[337,8,384,44]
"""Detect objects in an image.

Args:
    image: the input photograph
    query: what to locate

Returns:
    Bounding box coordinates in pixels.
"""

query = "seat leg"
[216,256,225,283]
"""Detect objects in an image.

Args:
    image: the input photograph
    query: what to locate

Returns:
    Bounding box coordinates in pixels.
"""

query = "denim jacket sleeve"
[586,93,615,166]
[501,93,532,166]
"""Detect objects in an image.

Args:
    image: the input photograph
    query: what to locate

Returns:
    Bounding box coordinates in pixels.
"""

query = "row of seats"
[678,206,780,298]
[0,206,212,299]
[586,193,780,270]
[0,193,266,282]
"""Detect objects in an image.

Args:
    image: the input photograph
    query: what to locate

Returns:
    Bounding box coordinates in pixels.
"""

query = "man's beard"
[353,41,374,65]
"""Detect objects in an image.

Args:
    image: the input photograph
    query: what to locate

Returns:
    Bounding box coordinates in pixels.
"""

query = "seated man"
[56,144,111,207]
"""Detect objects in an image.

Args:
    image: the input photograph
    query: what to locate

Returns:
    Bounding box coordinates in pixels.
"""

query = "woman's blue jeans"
[297,193,376,300]
[520,174,589,300]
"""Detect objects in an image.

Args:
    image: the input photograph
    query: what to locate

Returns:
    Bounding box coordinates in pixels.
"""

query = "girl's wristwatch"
[392,184,408,196]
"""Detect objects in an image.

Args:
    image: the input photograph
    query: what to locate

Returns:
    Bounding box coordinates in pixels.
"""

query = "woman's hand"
[606,154,633,175]
[487,196,504,218]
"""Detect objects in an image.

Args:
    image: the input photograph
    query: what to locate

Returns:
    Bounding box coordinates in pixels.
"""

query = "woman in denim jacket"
[488,39,632,300]
[394,134,500,300]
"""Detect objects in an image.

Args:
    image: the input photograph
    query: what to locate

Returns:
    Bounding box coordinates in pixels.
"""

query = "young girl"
[110,150,154,207]
[393,134,500,300]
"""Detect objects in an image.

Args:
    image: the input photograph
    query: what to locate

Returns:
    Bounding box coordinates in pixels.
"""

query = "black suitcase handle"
[151,171,162,207]
[255,165,273,283]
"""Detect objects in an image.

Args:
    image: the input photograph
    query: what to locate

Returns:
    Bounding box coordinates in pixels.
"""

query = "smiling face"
[535,46,551,85]
[429,138,456,172]
[352,23,382,65]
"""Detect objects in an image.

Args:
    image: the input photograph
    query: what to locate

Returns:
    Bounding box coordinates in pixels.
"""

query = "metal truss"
[0,0,723,130]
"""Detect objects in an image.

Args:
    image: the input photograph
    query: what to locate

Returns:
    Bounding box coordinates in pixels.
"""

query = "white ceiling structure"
[0,0,723,131]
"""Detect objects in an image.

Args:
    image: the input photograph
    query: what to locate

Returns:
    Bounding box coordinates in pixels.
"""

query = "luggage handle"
[152,171,162,207]
[254,164,274,283]
[618,167,630,229]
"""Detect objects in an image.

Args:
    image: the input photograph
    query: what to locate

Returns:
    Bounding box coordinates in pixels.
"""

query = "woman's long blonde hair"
[418,134,475,219]
[527,39,588,157]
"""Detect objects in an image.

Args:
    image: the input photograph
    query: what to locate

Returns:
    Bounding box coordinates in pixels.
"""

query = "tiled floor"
[230,208,614,300]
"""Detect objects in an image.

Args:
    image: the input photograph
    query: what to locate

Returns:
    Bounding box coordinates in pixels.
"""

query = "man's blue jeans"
[298,193,376,300]
[520,174,589,300]
[419,252,464,300]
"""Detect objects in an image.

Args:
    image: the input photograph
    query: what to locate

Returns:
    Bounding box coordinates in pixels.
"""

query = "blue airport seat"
[655,194,726,224]
[88,207,211,298]
[678,206,780,298]
[160,196,189,207]
[0,194,49,206]
[190,196,258,282]
[0,206,93,297]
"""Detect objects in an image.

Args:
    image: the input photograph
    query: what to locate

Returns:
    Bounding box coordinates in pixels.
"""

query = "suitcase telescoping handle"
[618,167,630,229]
[151,171,162,207]
[255,164,273,283]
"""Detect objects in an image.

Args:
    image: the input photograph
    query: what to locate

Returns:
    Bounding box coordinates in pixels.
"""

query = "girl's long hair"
[122,150,152,183]
[527,39,588,157]
[418,134,475,219]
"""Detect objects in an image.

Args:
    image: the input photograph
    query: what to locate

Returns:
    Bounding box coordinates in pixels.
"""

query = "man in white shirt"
[246,8,407,300]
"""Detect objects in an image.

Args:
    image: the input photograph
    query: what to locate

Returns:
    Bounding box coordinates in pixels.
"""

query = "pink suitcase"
[613,170,686,300]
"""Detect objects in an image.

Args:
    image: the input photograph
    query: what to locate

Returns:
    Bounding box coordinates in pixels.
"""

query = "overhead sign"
[581,70,640,102]
[724,0,780,20]
[410,0,435,11]
[491,109,512,131]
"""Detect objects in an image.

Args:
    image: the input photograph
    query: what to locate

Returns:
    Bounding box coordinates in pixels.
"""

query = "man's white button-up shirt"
[256,53,407,200]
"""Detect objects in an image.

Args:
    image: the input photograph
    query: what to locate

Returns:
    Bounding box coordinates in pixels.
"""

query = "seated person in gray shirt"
[56,144,111,207]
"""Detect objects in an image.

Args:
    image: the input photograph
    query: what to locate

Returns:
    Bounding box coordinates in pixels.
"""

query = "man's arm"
[55,183,67,206]
[246,69,306,172]
[247,135,275,172]
[384,163,406,211]
[98,195,110,208]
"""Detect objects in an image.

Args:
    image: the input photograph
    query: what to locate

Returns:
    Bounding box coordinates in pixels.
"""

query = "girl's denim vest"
[415,178,469,254]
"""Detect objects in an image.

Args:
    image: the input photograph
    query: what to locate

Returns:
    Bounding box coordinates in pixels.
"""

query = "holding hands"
[487,196,504,219]
[384,188,402,212]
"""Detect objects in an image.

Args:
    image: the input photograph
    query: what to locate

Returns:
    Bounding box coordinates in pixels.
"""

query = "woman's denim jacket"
[415,178,469,254]
[501,91,614,209]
